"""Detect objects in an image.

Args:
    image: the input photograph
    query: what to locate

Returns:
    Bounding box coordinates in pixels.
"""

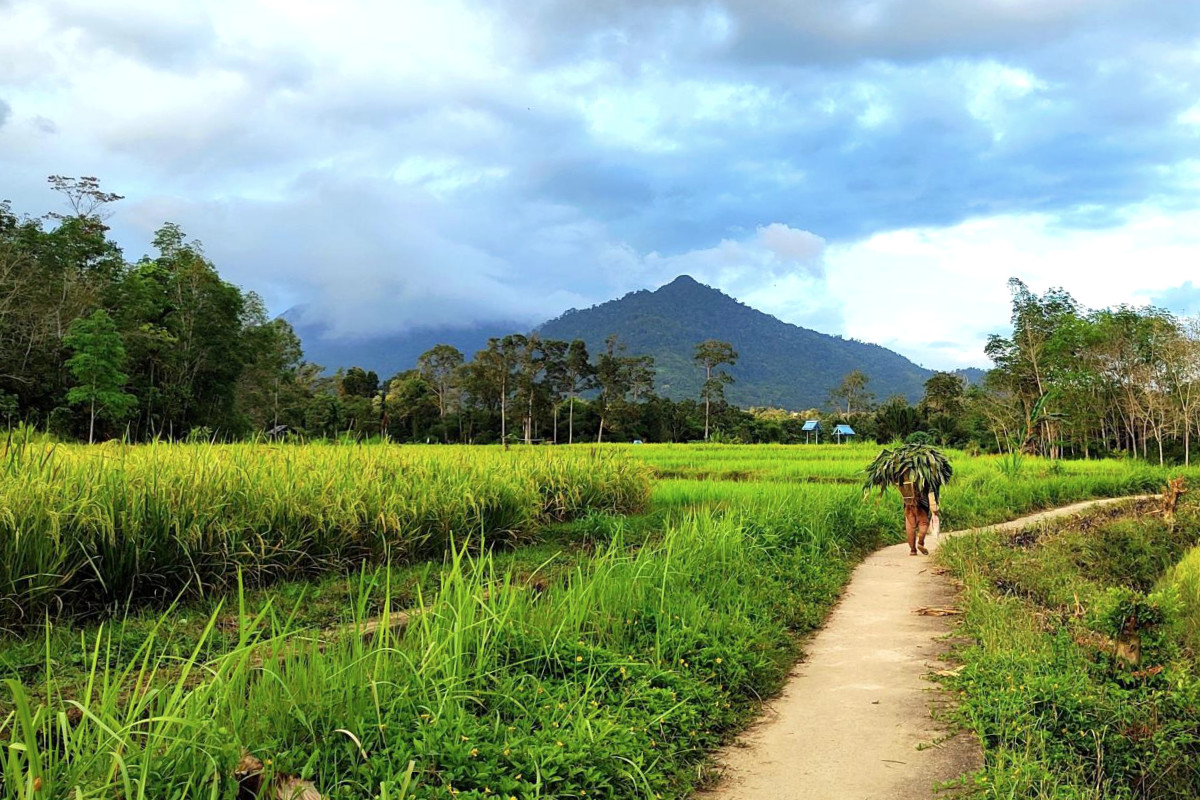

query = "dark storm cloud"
[1,0,1199,364]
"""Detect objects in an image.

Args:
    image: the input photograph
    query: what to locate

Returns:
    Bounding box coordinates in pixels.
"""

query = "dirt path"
[697,495,1152,800]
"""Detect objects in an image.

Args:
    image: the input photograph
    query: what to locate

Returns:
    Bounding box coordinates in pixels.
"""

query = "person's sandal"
[917,545,929,555]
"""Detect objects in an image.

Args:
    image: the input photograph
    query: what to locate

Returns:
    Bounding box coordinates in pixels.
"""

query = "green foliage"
[983,278,1200,464]
[0,390,17,426]
[694,339,738,440]
[0,443,1183,799]
[1090,586,1178,669]
[863,443,953,497]
[1159,545,1200,652]
[873,395,925,443]
[939,501,1200,798]
[63,309,136,441]
[829,369,874,414]
[904,430,934,445]
[0,184,312,441]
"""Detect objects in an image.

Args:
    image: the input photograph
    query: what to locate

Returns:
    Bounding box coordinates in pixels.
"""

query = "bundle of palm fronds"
[863,443,953,497]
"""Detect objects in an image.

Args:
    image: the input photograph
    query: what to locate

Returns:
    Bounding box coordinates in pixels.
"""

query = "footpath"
[697,496,1150,800]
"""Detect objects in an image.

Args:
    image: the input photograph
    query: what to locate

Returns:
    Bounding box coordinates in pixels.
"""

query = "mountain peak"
[539,276,933,408]
[657,274,718,295]
[655,274,732,302]
[290,274,945,409]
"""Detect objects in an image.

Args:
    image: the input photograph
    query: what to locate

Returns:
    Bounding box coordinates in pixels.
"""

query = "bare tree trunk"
[525,388,534,445]
[88,396,96,445]
[568,395,575,444]
[500,381,507,449]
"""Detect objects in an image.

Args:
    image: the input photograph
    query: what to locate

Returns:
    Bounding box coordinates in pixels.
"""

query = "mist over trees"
[6,180,1200,458]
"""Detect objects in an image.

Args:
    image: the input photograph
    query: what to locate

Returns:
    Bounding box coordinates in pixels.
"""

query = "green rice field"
[0,441,1190,799]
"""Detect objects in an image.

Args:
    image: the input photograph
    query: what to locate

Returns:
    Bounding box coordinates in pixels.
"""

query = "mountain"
[538,275,932,408]
[285,276,983,408]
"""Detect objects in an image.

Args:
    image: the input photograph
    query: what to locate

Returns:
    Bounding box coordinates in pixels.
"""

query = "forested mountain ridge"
[537,275,933,408]
[295,275,946,409]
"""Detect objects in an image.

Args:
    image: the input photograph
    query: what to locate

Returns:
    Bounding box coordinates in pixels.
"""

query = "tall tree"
[920,372,965,416]
[985,279,1080,457]
[829,369,874,415]
[469,335,524,445]
[63,309,136,443]
[515,333,545,445]
[234,314,305,433]
[594,335,628,443]
[592,335,657,443]
[338,366,379,399]
[539,339,571,444]
[693,339,738,441]
[1163,318,1200,466]
[416,344,464,422]
[563,339,593,444]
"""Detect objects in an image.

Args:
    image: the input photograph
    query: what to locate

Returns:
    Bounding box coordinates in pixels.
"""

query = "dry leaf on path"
[914,606,961,616]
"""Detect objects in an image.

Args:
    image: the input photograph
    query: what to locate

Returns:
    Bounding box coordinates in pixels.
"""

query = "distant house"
[833,424,856,443]
[802,419,821,444]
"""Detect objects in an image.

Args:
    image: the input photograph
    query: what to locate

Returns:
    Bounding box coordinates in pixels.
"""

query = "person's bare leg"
[916,509,929,555]
[905,507,918,555]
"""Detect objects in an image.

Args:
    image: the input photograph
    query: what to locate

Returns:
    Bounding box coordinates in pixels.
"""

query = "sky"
[1,0,1199,370]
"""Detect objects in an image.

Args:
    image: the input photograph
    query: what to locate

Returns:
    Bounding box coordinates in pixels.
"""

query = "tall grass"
[939,502,1200,798]
[1,495,860,800]
[0,440,650,627]
[1160,544,1200,652]
[0,442,1178,799]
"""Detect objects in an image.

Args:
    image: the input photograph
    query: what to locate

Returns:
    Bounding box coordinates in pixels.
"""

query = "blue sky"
[1,0,1198,369]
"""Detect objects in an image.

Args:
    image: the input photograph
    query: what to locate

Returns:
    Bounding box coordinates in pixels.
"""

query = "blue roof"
[801,420,820,431]
[834,424,856,435]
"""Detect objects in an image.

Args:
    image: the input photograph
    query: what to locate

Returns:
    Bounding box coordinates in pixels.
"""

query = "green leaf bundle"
[863,443,953,498]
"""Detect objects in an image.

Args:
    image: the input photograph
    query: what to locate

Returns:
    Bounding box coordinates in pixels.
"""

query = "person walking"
[898,473,940,555]
[864,443,952,556]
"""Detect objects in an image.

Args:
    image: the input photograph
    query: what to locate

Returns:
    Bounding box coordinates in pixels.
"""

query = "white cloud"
[816,203,1200,370]
[2,0,1200,377]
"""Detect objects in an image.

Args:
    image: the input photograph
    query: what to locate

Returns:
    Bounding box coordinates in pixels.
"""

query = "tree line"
[1,177,309,441]
[303,334,743,445]
[816,279,1200,465]
[6,180,1199,459]
[983,278,1200,464]
[0,178,754,443]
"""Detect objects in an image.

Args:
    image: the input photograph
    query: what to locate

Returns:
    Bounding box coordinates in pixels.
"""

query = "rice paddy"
[0,441,1188,799]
